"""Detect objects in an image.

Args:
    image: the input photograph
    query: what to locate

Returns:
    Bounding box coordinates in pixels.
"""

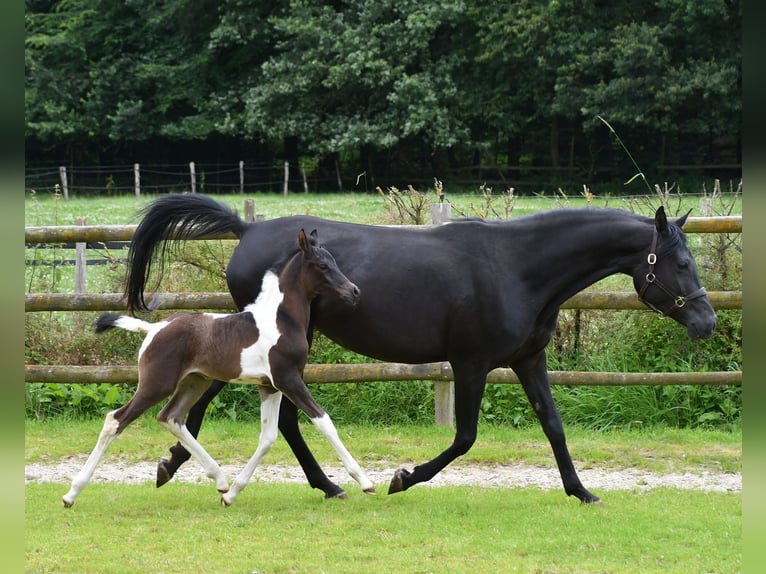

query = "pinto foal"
[62,229,374,508]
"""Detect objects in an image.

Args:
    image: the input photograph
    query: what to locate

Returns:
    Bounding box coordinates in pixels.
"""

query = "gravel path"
[26,456,741,493]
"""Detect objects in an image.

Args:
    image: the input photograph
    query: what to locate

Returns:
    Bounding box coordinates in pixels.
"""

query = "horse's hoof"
[156,458,172,488]
[363,487,376,495]
[324,488,348,500]
[388,468,411,494]
[62,497,73,508]
[221,495,232,507]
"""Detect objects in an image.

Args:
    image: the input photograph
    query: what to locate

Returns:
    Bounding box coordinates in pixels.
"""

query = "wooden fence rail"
[24,363,742,387]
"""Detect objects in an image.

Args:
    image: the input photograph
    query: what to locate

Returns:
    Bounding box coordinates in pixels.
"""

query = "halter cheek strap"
[637,228,708,317]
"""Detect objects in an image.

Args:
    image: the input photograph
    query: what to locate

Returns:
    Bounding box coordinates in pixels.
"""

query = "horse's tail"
[124,194,246,313]
[95,312,153,334]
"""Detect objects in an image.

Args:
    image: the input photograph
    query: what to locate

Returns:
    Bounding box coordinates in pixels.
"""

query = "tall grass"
[24,186,742,429]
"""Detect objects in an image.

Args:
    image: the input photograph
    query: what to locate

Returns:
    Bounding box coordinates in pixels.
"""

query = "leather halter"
[637,227,708,316]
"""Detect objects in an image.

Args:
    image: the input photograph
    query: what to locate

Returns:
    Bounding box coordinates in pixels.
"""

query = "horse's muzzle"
[687,312,717,340]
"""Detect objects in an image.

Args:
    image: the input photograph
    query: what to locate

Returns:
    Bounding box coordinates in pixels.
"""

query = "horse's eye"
[677,260,689,270]
[319,264,329,271]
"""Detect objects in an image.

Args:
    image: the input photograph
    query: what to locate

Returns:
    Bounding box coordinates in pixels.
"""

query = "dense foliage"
[25,0,741,186]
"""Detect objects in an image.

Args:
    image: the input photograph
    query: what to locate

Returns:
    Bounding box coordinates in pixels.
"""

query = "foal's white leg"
[158,419,229,494]
[62,410,121,507]
[221,389,283,507]
[312,414,375,493]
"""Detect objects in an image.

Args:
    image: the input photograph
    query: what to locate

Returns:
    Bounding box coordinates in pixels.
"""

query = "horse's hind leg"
[156,379,227,487]
[277,398,347,499]
[277,373,374,494]
[389,361,486,494]
[221,387,283,506]
[514,350,601,504]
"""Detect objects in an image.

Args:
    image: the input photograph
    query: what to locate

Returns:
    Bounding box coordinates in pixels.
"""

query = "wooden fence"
[25,210,742,425]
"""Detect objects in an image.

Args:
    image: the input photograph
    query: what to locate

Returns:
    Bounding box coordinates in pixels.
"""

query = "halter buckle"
[647,253,657,265]
[674,296,686,308]
[645,272,655,283]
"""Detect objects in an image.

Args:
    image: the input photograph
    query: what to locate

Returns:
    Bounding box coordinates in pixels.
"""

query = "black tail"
[95,312,122,334]
[124,194,246,313]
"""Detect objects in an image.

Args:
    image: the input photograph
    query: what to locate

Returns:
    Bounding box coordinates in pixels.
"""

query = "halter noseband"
[637,227,707,317]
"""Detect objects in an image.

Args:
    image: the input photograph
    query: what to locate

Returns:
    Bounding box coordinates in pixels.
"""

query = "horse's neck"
[513,212,652,302]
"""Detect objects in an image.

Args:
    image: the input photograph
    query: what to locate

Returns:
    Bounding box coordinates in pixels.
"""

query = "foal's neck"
[274,251,315,330]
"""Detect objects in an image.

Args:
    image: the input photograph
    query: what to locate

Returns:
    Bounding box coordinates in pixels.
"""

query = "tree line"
[25,0,741,192]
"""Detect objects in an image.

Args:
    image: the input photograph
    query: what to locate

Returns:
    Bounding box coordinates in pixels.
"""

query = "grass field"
[26,483,740,574]
[26,420,741,573]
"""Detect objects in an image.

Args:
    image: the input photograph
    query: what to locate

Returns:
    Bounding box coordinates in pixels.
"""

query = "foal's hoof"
[363,487,377,495]
[388,468,411,494]
[62,497,74,508]
[156,457,172,488]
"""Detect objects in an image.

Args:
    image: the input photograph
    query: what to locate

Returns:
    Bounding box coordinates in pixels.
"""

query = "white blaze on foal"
[62,229,373,508]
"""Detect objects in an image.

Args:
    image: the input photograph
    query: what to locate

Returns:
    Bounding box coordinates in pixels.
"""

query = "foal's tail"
[95,312,154,335]
[125,194,247,314]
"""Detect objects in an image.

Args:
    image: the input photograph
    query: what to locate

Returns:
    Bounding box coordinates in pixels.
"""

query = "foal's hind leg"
[62,382,173,507]
[156,375,229,495]
[221,387,283,506]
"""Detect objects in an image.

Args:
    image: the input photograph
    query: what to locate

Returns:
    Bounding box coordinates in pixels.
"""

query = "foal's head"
[295,229,360,306]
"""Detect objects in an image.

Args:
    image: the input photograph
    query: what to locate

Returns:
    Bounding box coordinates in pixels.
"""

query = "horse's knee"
[451,430,477,457]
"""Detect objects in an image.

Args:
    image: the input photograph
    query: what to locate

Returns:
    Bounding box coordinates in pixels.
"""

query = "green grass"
[26,483,740,573]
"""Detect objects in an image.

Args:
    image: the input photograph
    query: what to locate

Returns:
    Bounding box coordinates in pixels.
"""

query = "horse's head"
[298,229,361,306]
[632,207,716,339]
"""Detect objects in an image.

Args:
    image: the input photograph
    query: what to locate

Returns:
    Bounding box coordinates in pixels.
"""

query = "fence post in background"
[301,161,309,193]
[239,161,244,195]
[133,163,140,198]
[283,161,290,196]
[189,161,196,193]
[59,166,69,201]
[243,199,255,222]
[431,200,454,426]
[74,217,87,293]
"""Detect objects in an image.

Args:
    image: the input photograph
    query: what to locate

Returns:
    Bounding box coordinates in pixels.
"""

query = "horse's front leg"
[221,387,283,506]
[513,350,601,504]
[388,360,487,494]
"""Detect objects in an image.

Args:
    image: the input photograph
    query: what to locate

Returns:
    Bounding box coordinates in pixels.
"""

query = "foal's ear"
[298,228,309,253]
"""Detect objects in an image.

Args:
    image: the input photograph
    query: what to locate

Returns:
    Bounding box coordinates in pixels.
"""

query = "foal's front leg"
[221,387,283,506]
[278,372,375,495]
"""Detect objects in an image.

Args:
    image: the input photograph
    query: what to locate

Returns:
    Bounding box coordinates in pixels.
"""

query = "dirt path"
[26,456,741,493]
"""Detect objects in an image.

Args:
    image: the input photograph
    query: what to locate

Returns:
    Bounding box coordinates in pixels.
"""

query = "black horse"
[125,195,716,504]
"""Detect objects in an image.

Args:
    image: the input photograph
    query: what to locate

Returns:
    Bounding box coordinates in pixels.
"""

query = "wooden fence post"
[133,163,140,198]
[189,161,196,193]
[283,161,290,196]
[243,199,255,222]
[59,166,69,201]
[432,200,454,426]
[74,217,87,293]
[301,161,309,193]
[239,161,245,195]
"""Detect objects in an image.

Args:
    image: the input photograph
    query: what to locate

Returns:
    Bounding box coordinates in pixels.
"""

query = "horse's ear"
[654,206,668,234]
[309,229,319,246]
[675,209,692,229]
